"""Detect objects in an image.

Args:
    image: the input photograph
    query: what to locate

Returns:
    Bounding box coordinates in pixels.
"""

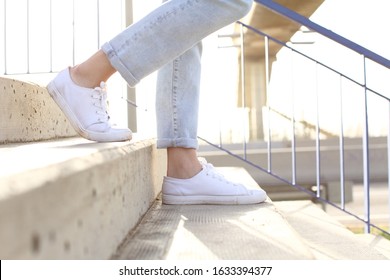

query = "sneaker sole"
[47,81,132,142]
[162,193,267,205]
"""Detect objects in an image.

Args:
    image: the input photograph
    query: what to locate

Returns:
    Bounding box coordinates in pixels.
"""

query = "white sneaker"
[162,159,267,205]
[47,68,132,142]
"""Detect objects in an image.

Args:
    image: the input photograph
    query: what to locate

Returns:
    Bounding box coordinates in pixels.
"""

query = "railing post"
[26,0,30,73]
[72,0,75,67]
[362,56,371,234]
[388,101,390,230]
[96,0,100,49]
[315,63,321,198]
[49,0,53,72]
[290,49,296,186]
[125,0,137,132]
[265,35,272,172]
[339,75,346,209]
[3,0,7,74]
[240,24,247,159]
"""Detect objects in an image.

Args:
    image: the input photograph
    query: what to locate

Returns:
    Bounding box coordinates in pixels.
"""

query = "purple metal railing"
[200,0,389,236]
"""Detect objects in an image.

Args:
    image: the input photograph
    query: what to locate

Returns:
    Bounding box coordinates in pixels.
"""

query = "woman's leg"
[156,42,203,179]
[48,0,253,142]
[101,0,253,87]
[146,0,251,180]
[46,0,266,204]
[69,51,116,89]
[153,2,266,204]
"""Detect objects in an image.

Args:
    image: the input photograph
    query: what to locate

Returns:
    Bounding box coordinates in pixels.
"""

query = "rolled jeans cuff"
[101,42,139,87]
[157,138,199,149]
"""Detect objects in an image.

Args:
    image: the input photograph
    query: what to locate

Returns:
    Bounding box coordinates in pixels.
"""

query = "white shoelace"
[91,82,110,123]
[199,158,240,187]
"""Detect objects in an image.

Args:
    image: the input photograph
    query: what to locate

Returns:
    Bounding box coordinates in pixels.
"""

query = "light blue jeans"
[102,0,253,149]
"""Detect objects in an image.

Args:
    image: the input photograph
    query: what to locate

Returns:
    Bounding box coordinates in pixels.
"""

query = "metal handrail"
[238,21,390,102]
[255,0,390,70]
[202,0,390,236]
[251,0,389,236]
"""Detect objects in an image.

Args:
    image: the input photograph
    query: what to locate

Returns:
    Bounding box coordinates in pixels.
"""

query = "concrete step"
[0,76,77,143]
[354,233,390,259]
[112,167,315,260]
[113,168,389,260]
[0,137,166,259]
[274,200,389,259]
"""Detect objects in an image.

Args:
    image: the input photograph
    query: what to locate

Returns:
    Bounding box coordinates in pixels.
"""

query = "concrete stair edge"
[113,167,316,260]
[274,200,389,259]
[113,173,389,260]
[0,76,77,144]
[354,233,390,259]
[0,137,166,259]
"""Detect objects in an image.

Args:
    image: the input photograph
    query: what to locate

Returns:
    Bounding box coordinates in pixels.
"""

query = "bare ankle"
[167,147,202,179]
[69,66,89,88]
[70,50,116,88]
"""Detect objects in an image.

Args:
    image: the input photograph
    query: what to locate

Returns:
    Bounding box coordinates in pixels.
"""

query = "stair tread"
[1,137,104,177]
[113,168,315,260]
[274,200,389,259]
[354,234,390,259]
[0,136,152,198]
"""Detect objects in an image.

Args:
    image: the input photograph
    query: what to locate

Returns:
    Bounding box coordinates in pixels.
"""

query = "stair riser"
[0,141,166,259]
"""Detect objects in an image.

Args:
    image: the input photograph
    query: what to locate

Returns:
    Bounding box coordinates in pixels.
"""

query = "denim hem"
[157,138,199,149]
[101,42,139,87]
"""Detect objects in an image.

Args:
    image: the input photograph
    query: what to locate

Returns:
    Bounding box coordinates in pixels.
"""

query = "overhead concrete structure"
[236,0,325,140]
[242,0,325,58]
